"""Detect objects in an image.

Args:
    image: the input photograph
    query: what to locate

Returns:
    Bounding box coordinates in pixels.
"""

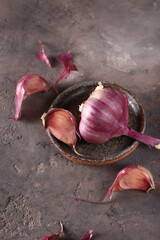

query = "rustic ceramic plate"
[47,81,145,166]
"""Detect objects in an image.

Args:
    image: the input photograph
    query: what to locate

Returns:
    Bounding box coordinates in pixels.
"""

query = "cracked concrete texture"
[1,0,160,239]
[0,195,41,237]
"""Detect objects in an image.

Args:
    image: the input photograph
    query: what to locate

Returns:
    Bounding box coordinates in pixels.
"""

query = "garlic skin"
[80,230,94,240]
[13,74,50,120]
[102,165,155,201]
[42,108,79,153]
[38,40,51,67]
[79,82,160,148]
[54,51,78,92]
[41,222,63,240]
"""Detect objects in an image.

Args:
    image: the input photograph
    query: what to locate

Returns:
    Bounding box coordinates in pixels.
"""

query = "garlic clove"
[38,40,51,67]
[102,165,155,201]
[13,74,50,120]
[80,230,94,240]
[54,51,78,92]
[42,108,79,154]
[72,165,155,203]
[41,222,63,240]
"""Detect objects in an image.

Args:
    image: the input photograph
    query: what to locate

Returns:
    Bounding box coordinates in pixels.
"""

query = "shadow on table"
[20,88,57,122]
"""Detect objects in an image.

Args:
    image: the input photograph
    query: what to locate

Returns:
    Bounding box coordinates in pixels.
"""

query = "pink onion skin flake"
[13,74,50,120]
[38,40,51,67]
[54,50,78,91]
[80,230,94,240]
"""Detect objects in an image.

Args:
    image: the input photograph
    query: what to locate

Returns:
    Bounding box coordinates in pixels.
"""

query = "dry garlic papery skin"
[38,40,51,67]
[42,108,79,154]
[79,82,160,149]
[41,222,63,240]
[80,230,94,240]
[102,165,155,201]
[13,74,50,120]
[54,50,78,92]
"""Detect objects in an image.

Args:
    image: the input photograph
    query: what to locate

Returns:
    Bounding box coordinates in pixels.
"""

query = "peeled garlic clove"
[80,230,94,240]
[102,165,155,201]
[42,108,79,154]
[41,222,63,240]
[54,51,78,92]
[38,40,51,67]
[13,74,50,120]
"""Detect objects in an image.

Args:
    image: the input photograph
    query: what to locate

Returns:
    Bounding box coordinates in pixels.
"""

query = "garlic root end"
[41,113,47,126]
[155,143,160,149]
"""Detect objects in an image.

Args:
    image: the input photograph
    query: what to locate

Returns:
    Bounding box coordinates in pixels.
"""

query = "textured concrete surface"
[1,0,160,239]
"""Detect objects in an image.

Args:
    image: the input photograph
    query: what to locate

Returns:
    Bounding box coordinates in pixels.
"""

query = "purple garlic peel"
[41,222,63,240]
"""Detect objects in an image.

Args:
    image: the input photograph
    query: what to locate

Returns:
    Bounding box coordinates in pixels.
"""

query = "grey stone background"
[0,0,160,239]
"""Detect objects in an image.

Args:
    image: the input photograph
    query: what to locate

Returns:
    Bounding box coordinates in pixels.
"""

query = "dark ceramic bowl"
[47,81,145,166]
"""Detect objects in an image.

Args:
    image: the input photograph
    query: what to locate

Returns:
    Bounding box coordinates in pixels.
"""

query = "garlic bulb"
[79,82,160,148]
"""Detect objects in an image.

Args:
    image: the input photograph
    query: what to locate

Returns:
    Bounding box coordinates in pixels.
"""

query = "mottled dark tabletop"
[1,1,160,239]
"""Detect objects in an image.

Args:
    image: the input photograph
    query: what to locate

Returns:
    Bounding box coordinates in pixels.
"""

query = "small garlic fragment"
[95,81,104,91]
[80,230,94,240]
[79,103,84,112]
[102,165,155,201]
[54,50,78,92]
[41,222,63,240]
[38,40,51,67]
